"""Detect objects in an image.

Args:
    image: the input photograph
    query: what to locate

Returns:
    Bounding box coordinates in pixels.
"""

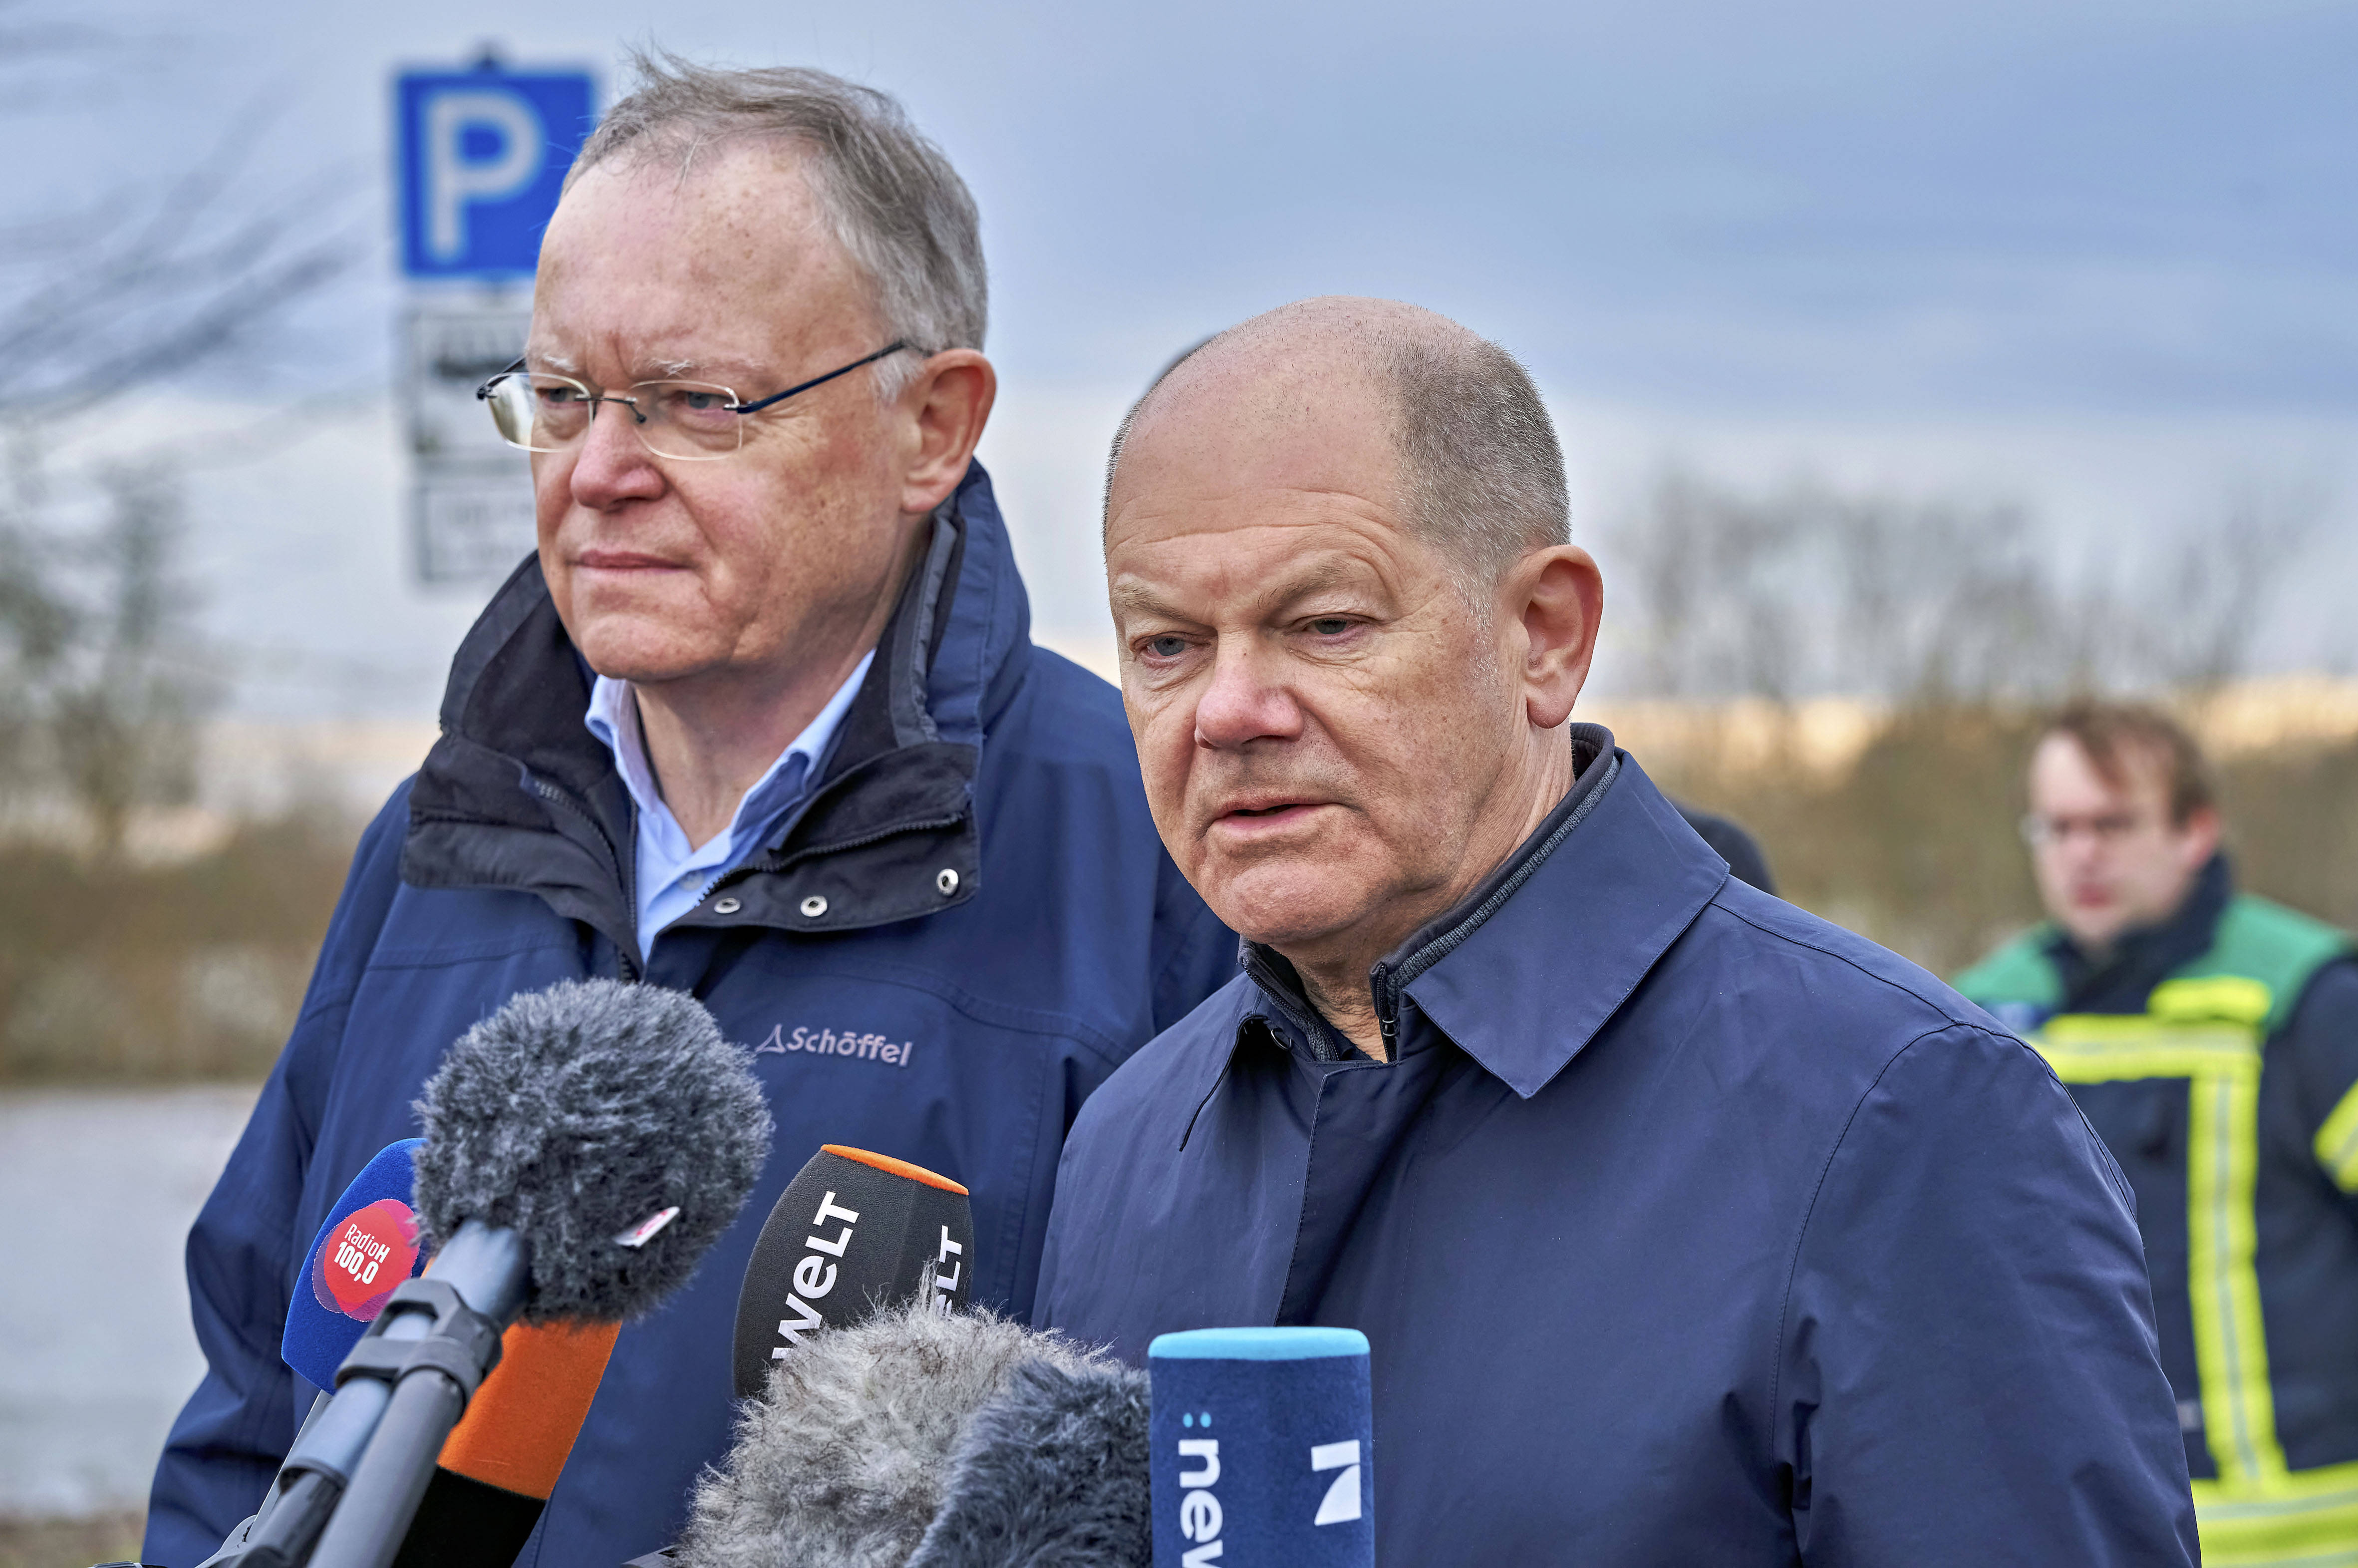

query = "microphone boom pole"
[309,1223,528,1568]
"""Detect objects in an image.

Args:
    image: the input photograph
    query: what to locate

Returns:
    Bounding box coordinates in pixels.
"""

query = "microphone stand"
[210,1222,526,1568]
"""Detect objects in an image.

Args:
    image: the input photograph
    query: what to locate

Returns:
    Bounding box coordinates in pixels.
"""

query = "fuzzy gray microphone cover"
[409,977,772,1324]
[675,1298,1144,1568]
[905,1356,1151,1568]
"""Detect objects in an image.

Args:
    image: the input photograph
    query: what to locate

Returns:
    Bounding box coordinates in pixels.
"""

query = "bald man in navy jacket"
[1034,297,2197,1566]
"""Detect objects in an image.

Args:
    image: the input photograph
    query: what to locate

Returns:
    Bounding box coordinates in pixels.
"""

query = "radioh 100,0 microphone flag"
[1148,1327,1374,1568]
[284,1140,430,1391]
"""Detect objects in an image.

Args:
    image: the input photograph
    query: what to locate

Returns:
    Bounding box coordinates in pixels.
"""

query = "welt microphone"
[622,1146,975,1568]
[1147,1327,1374,1568]
[730,1144,975,1397]
[218,979,773,1568]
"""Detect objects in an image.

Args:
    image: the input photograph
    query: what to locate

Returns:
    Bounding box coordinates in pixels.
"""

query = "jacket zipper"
[1372,961,1399,1058]
[529,774,640,981]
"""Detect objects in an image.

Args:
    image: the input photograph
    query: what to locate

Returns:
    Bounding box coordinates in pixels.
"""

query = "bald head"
[1098,298,1604,1054]
[1108,298,1570,591]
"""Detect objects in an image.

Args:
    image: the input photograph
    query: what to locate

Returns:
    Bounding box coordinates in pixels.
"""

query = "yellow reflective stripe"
[2039,1014,2259,1083]
[2190,1068,2287,1484]
[2316,1080,2358,1194]
[2028,1015,2286,1487]
[2154,974,2275,1027]
[2195,1460,2358,1565]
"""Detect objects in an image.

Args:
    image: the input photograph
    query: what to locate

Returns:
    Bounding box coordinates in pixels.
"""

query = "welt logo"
[753,1023,916,1068]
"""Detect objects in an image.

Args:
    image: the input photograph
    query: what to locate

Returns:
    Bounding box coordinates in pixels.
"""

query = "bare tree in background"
[1610,465,2323,705]
[2136,477,2328,692]
[0,11,364,856]
[44,464,215,861]
[1613,468,2079,704]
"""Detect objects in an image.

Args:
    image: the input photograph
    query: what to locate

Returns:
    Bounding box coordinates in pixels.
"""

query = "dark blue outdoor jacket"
[145,464,1236,1568]
[1035,726,2200,1565]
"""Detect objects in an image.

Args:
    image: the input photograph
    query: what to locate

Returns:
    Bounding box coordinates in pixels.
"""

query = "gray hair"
[1387,332,1569,592]
[570,53,987,399]
[1107,320,1569,594]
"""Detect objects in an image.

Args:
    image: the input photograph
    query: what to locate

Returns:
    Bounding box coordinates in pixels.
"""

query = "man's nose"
[565,401,666,511]
[1191,637,1303,750]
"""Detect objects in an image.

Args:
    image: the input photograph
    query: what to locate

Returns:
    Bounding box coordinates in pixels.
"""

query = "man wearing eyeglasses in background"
[142,57,1235,1568]
[1958,700,2358,1568]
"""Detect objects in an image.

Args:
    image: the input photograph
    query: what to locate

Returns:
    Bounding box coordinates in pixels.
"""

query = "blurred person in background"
[1958,699,2358,1568]
[141,57,1234,1567]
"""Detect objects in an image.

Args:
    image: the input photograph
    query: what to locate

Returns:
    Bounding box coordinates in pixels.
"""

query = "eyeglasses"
[475,341,911,461]
[2020,811,2151,848]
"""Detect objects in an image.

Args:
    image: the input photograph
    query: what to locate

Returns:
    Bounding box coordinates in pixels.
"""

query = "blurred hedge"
[0,1510,144,1568]
[0,709,2351,1082]
[0,810,355,1082]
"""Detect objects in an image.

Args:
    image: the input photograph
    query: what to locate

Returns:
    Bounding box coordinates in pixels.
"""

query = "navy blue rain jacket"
[145,464,1237,1567]
[1035,727,2199,1565]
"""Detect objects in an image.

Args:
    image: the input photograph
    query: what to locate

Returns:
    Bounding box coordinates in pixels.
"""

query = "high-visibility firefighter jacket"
[1959,856,2358,1568]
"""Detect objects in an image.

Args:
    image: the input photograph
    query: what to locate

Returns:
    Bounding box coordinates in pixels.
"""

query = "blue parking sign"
[396,66,596,279]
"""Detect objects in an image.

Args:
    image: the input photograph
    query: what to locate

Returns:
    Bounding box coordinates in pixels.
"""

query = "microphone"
[905,1356,1152,1568]
[206,1149,623,1568]
[193,1145,431,1568]
[384,1318,621,1568]
[283,1141,429,1390]
[675,1297,1129,1568]
[621,1147,977,1566]
[226,979,771,1568]
[1146,1328,1374,1568]
[730,1145,975,1398]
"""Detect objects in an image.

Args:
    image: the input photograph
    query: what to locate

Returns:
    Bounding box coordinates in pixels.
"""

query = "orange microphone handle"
[438,1318,622,1500]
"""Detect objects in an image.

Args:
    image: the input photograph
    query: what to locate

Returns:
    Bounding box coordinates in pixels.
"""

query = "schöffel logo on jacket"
[754,1024,915,1067]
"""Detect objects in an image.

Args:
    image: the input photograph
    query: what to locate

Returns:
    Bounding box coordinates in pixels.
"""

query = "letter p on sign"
[397,66,595,279]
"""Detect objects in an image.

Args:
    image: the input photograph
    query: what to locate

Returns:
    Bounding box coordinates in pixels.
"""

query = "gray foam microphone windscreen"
[905,1356,1152,1568]
[410,978,772,1323]
[676,1299,1122,1568]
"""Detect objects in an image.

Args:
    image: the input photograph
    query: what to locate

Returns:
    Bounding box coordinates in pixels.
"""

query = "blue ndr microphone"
[1148,1326,1374,1568]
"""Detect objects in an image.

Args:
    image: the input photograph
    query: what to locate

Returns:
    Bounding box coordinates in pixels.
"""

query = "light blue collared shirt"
[586,649,875,960]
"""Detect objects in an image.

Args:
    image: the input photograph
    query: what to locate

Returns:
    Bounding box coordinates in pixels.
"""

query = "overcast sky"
[10,0,2356,717]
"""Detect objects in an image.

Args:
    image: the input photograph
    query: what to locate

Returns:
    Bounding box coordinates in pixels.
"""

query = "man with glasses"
[144,58,1234,1567]
[1958,699,2358,1568]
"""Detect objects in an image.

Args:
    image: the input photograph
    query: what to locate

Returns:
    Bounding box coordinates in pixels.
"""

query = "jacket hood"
[400,462,1032,964]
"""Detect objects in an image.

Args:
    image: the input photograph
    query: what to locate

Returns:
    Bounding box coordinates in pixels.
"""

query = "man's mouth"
[1214,800,1324,828]
[577,549,679,571]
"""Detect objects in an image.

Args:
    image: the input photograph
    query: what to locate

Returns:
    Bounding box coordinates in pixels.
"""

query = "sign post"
[393,60,595,584]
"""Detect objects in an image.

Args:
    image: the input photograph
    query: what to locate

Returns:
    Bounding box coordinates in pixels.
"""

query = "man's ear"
[1504,545,1603,731]
[899,350,997,516]
[2177,803,2223,871]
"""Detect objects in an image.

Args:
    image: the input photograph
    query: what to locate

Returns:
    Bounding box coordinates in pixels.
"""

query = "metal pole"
[306,1369,467,1568]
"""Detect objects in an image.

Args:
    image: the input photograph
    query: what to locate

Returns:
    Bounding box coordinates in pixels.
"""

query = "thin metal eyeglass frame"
[474,340,913,453]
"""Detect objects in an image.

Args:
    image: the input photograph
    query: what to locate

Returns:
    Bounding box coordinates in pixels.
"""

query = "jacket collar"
[400,462,1030,960]
[1231,724,1728,1099]
[2047,851,2233,1013]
